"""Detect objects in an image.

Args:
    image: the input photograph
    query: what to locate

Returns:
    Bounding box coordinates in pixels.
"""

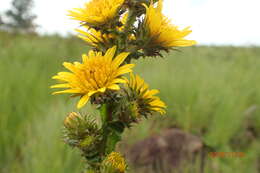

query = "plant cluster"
[51,0,195,172]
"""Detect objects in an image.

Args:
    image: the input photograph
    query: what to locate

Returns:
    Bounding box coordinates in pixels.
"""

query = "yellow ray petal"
[88,90,98,97]
[151,107,166,114]
[77,94,89,109]
[107,84,120,90]
[150,99,166,108]
[50,83,70,89]
[116,64,135,76]
[104,46,117,62]
[52,89,81,95]
[98,87,106,93]
[112,52,130,68]
[149,89,159,95]
[111,78,127,84]
[63,62,79,73]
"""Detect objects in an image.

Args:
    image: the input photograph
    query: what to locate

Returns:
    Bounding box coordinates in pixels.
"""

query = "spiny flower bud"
[63,112,103,163]
[64,112,81,129]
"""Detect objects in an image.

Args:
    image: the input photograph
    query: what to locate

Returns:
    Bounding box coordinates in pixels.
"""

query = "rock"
[126,128,204,172]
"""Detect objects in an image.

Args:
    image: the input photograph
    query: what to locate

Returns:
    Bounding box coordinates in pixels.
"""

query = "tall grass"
[0,32,259,172]
[0,32,85,172]
[126,46,260,172]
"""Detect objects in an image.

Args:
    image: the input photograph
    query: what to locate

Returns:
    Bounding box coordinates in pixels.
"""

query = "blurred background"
[0,0,260,172]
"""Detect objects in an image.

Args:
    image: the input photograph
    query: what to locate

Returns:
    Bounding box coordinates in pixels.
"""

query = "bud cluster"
[63,112,102,163]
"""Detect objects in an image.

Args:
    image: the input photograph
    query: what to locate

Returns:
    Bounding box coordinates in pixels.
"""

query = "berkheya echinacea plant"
[51,0,196,172]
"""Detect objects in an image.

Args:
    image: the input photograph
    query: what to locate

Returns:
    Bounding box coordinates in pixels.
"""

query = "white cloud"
[163,0,260,45]
[34,0,86,35]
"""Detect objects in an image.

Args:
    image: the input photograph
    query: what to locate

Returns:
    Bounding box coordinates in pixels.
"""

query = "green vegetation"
[0,32,259,172]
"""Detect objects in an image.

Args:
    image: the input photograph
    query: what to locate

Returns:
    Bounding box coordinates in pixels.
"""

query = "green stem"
[100,104,123,156]
[100,104,109,157]
[100,104,108,124]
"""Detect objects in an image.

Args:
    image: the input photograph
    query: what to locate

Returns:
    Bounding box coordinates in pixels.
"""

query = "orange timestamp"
[209,152,245,158]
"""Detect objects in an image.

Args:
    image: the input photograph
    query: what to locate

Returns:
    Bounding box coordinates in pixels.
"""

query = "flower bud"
[64,112,81,129]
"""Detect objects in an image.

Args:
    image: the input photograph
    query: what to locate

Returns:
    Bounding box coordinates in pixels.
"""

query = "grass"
[0,31,259,172]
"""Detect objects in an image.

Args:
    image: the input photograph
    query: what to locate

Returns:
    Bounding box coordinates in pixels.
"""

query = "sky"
[1,0,260,45]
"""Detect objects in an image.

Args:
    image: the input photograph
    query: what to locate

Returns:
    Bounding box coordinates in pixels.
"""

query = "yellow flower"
[68,0,125,27]
[126,73,166,115]
[76,27,114,48]
[104,152,126,173]
[51,46,135,109]
[143,0,196,48]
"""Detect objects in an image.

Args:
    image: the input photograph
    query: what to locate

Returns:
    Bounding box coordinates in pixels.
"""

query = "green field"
[0,32,260,172]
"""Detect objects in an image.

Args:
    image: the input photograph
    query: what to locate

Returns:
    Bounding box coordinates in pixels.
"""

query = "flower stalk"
[51,0,196,172]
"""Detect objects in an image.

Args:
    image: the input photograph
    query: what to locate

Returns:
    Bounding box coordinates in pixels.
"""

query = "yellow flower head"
[68,0,125,27]
[126,73,166,115]
[51,46,135,109]
[76,27,114,48]
[143,0,196,48]
[104,152,126,173]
